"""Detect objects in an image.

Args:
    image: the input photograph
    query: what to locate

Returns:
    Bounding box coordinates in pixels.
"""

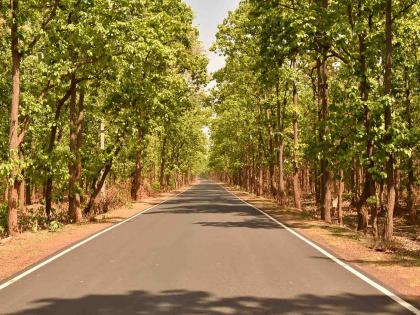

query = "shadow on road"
[194,217,280,229]
[8,289,410,315]
[145,183,269,222]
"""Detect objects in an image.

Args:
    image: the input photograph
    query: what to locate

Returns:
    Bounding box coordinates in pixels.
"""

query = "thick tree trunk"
[7,0,21,236]
[383,0,395,241]
[68,87,84,223]
[131,126,143,201]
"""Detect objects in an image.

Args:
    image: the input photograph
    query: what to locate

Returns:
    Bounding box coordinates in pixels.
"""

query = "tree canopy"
[208,0,419,243]
[0,0,209,236]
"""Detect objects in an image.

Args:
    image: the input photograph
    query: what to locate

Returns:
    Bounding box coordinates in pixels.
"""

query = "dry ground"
[224,184,420,306]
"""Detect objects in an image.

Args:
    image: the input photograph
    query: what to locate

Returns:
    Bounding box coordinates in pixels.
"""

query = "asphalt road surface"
[0,181,416,314]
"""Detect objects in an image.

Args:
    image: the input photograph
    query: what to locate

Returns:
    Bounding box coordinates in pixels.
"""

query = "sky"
[183,0,240,74]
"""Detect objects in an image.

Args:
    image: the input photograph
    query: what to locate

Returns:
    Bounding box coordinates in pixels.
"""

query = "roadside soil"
[224,184,420,306]
[0,185,191,281]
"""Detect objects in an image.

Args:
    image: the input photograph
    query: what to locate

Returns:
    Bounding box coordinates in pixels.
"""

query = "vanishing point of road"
[0,181,417,314]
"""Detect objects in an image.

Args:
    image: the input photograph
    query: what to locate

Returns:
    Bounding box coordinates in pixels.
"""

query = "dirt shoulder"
[0,185,191,282]
[224,185,420,306]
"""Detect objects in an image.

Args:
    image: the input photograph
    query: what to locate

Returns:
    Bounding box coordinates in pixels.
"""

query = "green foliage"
[0,203,7,236]
[367,196,377,206]
[205,1,419,246]
[0,0,209,234]
[48,220,61,233]
[208,0,419,200]
[151,182,161,192]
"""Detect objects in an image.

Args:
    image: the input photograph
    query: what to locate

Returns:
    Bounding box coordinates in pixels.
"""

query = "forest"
[0,0,209,237]
[0,1,419,312]
[208,0,419,245]
[0,0,418,248]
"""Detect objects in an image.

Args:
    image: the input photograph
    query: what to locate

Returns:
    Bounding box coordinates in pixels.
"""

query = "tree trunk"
[45,80,76,218]
[25,178,31,206]
[269,164,275,197]
[84,168,110,215]
[321,161,332,223]
[383,0,395,241]
[337,170,344,226]
[44,178,53,219]
[159,136,167,189]
[404,67,416,224]
[356,32,374,231]
[131,126,143,201]
[18,174,25,210]
[292,78,301,210]
[314,164,320,205]
[318,55,332,223]
[258,167,263,196]
[395,169,401,214]
[7,0,21,236]
[68,86,84,223]
[83,143,121,216]
[371,184,383,245]
[276,82,286,204]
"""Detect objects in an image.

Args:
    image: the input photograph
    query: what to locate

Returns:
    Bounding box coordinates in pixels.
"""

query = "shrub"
[151,181,160,192]
[91,181,131,215]
[48,220,61,232]
[19,206,48,233]
[0,203,7,237]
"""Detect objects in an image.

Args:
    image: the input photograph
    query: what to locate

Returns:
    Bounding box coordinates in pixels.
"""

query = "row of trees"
[0,0,208,236]
[209,0,418,242]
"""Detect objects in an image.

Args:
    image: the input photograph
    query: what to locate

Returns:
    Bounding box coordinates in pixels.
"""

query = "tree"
[209,0,419,242]
[0,0,209,235]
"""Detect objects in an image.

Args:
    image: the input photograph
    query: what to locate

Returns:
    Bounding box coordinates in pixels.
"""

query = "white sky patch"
[202,126,210,139]
[183,0,240,74]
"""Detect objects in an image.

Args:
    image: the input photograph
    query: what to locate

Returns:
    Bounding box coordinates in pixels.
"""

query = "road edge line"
[0,185,194,291]
[221,184,420,315]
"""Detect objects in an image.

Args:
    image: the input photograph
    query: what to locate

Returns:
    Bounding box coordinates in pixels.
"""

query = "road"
[0,181,415,314]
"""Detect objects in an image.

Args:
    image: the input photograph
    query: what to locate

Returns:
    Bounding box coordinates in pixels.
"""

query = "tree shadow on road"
[146,203,256,216]
[7,289,410,315]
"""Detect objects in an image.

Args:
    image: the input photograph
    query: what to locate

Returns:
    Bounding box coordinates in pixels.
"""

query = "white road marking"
[221,184,420,315]
[0,187,192,291]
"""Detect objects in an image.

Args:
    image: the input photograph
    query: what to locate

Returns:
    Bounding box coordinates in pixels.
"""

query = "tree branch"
[25,0,60,55]
[392,0,418,22]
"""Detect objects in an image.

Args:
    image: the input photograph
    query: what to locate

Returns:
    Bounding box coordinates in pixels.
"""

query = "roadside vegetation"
[208,0,419,249]
[0,0,209,237]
